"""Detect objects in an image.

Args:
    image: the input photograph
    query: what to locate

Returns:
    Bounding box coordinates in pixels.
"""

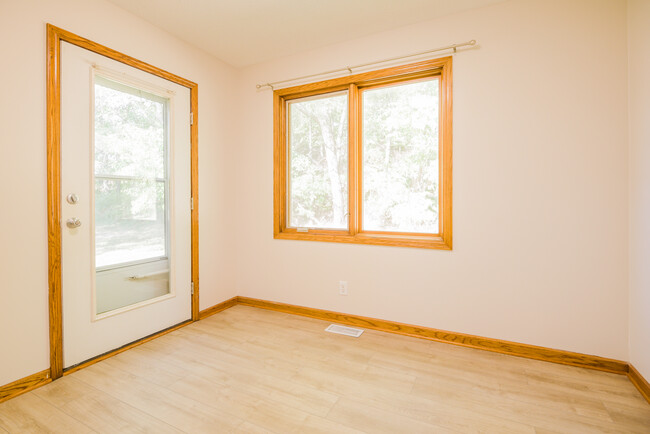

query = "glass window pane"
[94,76,166,179]
[362,78,439,233]
[95,178,166,268]
[288,91,348,229]
[94,76,169,269]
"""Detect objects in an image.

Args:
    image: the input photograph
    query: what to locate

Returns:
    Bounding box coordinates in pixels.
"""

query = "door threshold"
[62,319,192,375]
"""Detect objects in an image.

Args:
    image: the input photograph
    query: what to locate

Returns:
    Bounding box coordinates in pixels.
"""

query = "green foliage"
[93,79,168,266]
[362,79,439,233]
[94,83,165,178]
[288,93,348,229]
[94,81,167,223]
[288,79,440,233]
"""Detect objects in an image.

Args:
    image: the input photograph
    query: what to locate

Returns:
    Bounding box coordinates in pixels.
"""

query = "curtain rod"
[256,39,476,90]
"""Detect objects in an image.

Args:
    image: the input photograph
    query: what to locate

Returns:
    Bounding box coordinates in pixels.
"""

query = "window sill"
[274,231,452,250]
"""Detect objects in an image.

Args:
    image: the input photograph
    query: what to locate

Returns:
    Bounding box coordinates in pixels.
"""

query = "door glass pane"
[94,178,165,267]
[362,78,439,233]
[94,75,170,315]
[287,91,348,229]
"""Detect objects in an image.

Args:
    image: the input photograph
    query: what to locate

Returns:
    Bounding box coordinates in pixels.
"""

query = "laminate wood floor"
[1,305,649,433]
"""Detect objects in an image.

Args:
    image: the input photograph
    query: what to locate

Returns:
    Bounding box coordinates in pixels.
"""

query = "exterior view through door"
[60,41,192,369]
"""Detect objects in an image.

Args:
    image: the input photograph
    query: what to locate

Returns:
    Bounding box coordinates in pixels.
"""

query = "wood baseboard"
[628,364,650,404]
[3,295,637,405]
[198,296,238,319]
[236,296,629,375]
[0,370,51,404]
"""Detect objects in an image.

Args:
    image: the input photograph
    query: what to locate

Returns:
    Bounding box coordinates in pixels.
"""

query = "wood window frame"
[273,57,452,250]
[47,24,200,380]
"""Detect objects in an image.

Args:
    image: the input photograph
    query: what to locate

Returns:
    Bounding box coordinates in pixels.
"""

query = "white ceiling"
[106,0,503,67]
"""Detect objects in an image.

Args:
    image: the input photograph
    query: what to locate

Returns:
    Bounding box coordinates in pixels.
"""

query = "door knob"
[66,218,82,228]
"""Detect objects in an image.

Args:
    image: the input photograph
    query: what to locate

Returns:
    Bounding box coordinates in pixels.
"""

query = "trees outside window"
[94,76,169,267]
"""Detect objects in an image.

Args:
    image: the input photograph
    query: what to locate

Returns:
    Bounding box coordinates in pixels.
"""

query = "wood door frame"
[47,24,200,380]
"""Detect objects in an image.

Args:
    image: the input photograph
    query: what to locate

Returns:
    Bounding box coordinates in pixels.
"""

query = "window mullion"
[355,84,364,235]
[348,83,359,235]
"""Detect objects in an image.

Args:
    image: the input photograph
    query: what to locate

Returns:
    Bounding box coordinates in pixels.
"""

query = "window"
[274,57,452,249]
[94,75,170,269]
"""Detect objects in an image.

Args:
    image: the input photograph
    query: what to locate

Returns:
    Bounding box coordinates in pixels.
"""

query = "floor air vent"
[325,324,364,337]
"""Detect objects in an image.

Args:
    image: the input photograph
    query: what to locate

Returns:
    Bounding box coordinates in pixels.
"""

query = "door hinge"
[190,197,194,210]
[190,112,194,125]
[191,282,194,295]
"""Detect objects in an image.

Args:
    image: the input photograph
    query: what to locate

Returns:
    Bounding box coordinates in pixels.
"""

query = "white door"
[60,41,192,368]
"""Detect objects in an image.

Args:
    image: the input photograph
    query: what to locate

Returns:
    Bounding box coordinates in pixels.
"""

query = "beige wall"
[628,0,650,381]
[234,0,630,360]
[0,0,642,389]
[0,0,238,386]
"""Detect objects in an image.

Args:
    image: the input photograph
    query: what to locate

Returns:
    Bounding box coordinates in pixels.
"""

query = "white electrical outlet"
[339,280,348,296]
